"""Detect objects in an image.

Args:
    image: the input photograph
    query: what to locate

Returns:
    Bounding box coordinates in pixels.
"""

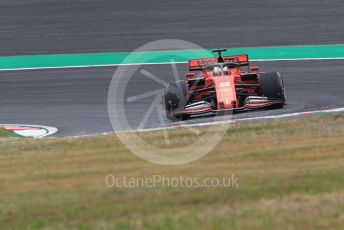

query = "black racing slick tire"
[259,71,286,109]
[164,81,190,121]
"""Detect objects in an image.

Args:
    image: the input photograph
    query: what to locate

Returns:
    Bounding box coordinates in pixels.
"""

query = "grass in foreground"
[0,115,344,229]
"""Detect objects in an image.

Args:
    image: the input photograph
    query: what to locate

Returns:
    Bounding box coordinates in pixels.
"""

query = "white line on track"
[0,57,343,72]
[69,107,344,138]
[132,107,344,133]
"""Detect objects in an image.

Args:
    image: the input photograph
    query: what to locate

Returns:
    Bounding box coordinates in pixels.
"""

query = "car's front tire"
[259,71,285,109]
[165,81,190,121]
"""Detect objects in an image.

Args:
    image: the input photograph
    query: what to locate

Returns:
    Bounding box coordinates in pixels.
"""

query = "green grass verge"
[0,115,343,229]
[0,128,16,138]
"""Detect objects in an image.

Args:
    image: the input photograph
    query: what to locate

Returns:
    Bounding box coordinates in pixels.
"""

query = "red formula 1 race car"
[165,49,285,120]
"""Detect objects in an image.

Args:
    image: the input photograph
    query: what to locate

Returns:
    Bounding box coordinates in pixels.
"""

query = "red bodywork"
[166,51,285,118]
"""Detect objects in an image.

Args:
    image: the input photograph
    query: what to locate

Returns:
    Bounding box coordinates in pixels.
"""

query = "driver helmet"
[213,66,223,76]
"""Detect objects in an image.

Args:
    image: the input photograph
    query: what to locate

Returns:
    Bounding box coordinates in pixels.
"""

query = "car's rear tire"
[165,81,190,121]
[259,71,285,109]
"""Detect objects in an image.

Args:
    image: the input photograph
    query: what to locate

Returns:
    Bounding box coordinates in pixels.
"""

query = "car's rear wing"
[188,54,249,71]
[223,54,249,66]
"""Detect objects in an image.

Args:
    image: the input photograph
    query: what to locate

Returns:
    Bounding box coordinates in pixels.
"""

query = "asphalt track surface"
[0,60,343,136]
[0,0,343,136]
[0,0,344,55]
